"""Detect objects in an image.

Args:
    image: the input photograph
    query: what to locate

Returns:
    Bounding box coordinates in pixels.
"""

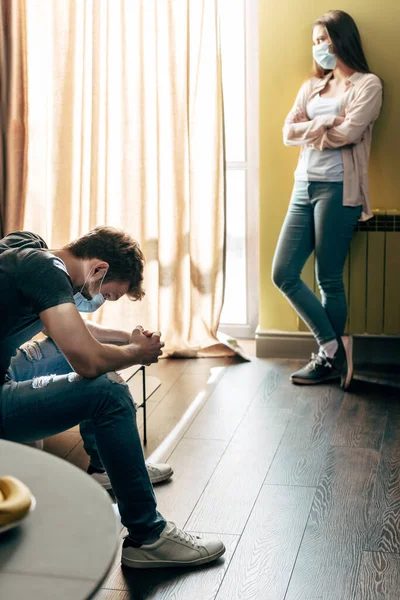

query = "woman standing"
[272,10,382,388]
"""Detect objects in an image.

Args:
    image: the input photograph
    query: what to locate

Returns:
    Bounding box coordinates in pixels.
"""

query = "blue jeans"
[0,337,166,542]
[272,181,362,346]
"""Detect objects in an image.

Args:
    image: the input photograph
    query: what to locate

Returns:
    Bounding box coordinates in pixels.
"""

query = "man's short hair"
[65,227,145,301]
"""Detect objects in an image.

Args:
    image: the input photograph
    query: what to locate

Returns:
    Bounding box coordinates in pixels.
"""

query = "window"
[219,0,259,338]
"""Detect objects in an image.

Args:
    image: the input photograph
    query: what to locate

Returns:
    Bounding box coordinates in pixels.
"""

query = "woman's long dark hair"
[313,10,370,78]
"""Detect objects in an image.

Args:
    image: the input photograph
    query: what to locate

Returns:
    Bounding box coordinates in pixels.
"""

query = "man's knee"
[62,370,134,418]
[105,372,128,386]
[90,372,135,415]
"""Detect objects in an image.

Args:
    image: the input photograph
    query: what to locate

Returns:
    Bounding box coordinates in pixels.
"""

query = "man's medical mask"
[74,267,107,313]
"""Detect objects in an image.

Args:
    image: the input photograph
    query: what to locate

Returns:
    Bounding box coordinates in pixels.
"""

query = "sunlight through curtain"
[22,0,231,357]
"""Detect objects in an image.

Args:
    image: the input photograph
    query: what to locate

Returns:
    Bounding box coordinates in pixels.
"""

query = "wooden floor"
[43,342,400,600]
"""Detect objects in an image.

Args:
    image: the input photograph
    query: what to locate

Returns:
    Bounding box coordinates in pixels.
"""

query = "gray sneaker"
[291,353,341,385]
[91,462,173,490]
[146,463,174,484]
[121,522,226,569]
[338,335,353,390]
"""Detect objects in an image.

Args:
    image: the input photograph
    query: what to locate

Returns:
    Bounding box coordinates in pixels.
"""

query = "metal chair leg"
[141,366,147,445]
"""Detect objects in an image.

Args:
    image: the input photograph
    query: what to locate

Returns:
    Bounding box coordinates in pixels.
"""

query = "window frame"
[219,0,259,339]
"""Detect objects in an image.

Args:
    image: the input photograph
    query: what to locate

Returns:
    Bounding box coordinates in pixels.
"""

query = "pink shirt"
[283,72,383,220]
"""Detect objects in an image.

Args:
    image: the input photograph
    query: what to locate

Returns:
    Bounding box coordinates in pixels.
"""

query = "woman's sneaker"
[291,336,353,389]
[339,335,353,390]
[121,522,226,569]
[291,353,340,385]
[89,462,173,490]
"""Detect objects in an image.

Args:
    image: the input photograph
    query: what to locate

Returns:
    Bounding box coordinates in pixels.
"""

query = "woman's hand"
[333,116,345,127]
[286,108,308,124]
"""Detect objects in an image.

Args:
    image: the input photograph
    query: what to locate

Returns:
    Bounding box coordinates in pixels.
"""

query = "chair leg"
[142,366,147,445]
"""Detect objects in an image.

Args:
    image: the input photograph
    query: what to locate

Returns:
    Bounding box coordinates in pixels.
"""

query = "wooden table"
[0,440,119,600]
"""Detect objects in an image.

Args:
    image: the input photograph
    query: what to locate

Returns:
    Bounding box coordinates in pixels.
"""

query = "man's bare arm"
[43,320,129,345]
[83,320,130,345]
[39,303,163,378]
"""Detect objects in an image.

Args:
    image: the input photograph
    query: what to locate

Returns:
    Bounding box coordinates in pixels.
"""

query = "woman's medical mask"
[313,42,337,70]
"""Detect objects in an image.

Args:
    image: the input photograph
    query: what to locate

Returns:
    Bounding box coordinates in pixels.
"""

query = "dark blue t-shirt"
[0,231,74,384]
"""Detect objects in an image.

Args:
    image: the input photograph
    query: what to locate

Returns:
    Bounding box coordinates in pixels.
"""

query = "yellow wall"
[258,1,400,332]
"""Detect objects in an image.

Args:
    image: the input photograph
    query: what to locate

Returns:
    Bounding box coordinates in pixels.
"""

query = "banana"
[0,476,32,527]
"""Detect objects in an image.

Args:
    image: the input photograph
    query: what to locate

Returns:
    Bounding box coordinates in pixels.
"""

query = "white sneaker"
[90,462,173,490]
[121,521,226,569]
[146,463,174,484]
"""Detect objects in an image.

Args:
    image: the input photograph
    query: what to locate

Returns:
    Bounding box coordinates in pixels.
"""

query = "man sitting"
[0,227,225,569]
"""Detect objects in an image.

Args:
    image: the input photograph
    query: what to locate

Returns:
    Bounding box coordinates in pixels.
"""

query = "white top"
[284,72,383,219]
[295,94,344,182]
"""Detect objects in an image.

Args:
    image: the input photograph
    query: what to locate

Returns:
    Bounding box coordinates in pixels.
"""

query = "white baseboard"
[256,329,400,366]
[255,330,317,359]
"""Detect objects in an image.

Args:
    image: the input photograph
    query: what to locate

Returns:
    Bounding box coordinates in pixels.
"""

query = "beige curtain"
[22,0,232,357]
[0,0,27,237]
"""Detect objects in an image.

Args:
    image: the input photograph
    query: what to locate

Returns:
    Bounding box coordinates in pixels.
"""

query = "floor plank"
[154,438,227,527]
[215,485,315,600]
[366,404,400,553]
[250,359,301,409]
[265,386,343,487]
[63,400,160,473]
[186,398,290,534]
[128,358,193,409]
[143,368,229,460]
[128,374,161,405]
[331,391,387,450]
[65,439,89,471]
[183,356,241,373]
[100,533,239,600]
[354,551,400,600]
[184,359,273,441]
[43,430,81,459]
[40,349,398,600]
[145,358,192,404]
[284,446,379,600]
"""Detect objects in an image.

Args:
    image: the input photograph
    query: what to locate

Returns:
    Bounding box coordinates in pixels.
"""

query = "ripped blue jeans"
[0,337,166,542]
